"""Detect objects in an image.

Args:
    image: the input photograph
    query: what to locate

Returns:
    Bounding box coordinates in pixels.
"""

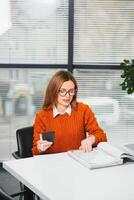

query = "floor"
[0,162,23,200]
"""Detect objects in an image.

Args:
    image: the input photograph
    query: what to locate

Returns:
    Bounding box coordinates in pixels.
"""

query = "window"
[74,69,134,145]
[0,0,68,64]
[74,0,134,64]
[0,68,61,160]
[0,0,134,160]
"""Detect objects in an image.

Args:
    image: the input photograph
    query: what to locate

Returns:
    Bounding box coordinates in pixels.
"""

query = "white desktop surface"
[3,152,134,200]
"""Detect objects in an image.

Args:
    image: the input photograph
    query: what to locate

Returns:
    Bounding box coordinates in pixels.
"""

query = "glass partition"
[74,69,134,145]
[0,0,68,64]
[0,68,61,160]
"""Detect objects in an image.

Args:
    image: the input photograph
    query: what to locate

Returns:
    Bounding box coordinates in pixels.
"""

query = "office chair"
[12,126,40,200]
[0,186,25,200]
[0,127,34,200]
[12,126,34,159]
[0,187,14,200]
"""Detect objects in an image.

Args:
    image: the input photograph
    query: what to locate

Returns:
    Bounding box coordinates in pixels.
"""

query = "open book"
[68,142,134,169]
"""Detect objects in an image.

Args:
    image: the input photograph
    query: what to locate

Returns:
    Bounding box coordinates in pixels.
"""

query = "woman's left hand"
[79,135,95,152]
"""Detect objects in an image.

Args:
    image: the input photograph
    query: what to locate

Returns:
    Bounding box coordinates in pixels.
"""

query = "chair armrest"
[0,186,26,198]
[12,151,21,159]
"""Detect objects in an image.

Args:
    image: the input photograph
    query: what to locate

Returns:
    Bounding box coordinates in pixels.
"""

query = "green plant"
[120,59,134,94]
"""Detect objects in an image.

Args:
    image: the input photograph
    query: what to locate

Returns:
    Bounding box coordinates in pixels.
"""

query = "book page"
[122,143,134,156]
[68,148,122,169]
[98,142,125,158]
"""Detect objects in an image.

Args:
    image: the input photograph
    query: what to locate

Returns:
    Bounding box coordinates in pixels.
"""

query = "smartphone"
[42,131,55,143]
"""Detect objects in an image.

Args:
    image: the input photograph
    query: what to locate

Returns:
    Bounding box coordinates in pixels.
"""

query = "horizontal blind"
[0,68,61,161]
[0,0,68,64]
[74,0,134,64]
[74,69,134,145]
[0,69,134,160]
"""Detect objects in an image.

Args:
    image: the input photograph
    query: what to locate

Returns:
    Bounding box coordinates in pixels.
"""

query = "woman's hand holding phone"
[37,134,53,153]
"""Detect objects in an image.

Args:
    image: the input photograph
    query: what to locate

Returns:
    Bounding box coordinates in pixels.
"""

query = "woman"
[32,70,107,155]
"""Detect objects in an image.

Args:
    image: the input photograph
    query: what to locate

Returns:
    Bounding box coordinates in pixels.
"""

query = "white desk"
[3,152,134,200]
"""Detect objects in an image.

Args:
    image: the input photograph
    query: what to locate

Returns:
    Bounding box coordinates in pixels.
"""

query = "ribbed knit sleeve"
[84,104,107,145]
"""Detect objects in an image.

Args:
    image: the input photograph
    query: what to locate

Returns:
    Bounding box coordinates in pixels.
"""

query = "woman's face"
[57,80,75,108]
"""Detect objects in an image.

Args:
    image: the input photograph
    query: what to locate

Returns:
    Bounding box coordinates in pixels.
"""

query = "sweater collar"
[53,105,71,118]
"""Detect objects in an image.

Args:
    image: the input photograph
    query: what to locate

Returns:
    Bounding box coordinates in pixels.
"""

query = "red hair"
[42,70,78,109]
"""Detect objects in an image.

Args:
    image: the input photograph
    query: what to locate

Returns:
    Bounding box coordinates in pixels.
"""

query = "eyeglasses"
[59,88,76,97]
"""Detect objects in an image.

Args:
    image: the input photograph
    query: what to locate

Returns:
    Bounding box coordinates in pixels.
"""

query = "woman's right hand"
[37,140,53,153]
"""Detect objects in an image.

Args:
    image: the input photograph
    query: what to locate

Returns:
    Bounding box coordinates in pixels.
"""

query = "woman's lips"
[63,99,70,102]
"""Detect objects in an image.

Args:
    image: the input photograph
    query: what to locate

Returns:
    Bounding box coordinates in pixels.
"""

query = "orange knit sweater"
[32,102,107,155]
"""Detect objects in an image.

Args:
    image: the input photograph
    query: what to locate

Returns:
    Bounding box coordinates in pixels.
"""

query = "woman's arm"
[84,105,107,146]
[32,111,46,155]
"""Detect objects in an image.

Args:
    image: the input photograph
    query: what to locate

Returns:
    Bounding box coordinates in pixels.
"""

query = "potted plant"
[120,59,134,94]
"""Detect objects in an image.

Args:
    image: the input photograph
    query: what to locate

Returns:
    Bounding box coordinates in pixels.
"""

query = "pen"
[39,134,44,151]
[40,134,43,141]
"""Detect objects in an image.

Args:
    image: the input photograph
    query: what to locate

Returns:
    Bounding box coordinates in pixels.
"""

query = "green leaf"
[120,58,134,94]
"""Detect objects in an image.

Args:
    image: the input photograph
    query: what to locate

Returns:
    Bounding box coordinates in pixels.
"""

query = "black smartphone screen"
[42,131,55,143]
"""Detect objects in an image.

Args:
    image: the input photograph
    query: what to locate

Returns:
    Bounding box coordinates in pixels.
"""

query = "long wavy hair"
[42,70,78,109]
